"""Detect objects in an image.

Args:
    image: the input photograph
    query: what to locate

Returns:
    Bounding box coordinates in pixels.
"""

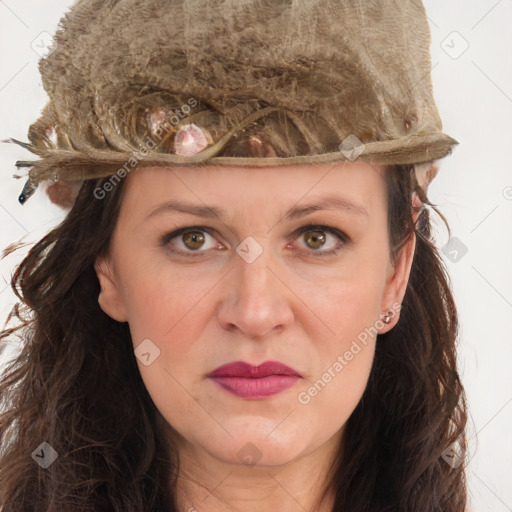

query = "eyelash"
[160,224,352,257]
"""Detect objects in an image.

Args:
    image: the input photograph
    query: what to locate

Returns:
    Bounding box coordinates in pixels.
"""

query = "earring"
[382,311,392,324]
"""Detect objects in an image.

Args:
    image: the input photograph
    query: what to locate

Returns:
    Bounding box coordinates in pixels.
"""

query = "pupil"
[184,232,204,249]
[306,230,325,249]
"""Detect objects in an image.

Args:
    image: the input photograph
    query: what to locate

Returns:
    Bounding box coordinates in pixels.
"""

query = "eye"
[292,225,351,256]
[161,226,221,254]
[160,224,351,257]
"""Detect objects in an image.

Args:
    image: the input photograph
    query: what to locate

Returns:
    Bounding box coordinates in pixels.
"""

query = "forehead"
[120,162,388,220]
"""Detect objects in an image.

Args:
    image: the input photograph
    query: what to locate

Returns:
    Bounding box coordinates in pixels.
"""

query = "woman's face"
[95,162,415,469]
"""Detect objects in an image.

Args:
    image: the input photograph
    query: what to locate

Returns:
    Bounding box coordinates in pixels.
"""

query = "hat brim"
[17,131,457,188]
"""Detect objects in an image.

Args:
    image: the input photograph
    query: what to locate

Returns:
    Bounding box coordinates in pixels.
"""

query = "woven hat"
[9,0,457,206]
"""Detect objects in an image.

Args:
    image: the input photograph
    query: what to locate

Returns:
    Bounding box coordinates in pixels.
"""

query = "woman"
[0,0,467,510]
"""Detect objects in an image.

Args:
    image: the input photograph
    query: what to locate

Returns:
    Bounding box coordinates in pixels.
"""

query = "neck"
[173,435,340,512]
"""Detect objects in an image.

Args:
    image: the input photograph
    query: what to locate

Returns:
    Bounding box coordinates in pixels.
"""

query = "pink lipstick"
[207,361,301,399]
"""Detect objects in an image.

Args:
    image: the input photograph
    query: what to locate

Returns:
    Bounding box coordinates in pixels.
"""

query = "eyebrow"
[146,194,369,222]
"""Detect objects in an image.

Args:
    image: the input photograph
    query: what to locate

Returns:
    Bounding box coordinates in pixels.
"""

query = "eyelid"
[288,225,351,256]
[160,224,351,256]
[160,225,217,247]
[291,224,351,245]
[160,226,222,258]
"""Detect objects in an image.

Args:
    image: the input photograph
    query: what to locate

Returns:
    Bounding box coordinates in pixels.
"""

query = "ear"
[378,230,416,334]
[411,191,423,223]
[94,255,128,322]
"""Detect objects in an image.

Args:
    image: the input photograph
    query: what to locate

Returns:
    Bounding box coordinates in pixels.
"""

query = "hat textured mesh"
[11,0,457,202]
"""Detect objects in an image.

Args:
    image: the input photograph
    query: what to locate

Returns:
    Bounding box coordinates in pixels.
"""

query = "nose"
[216,246,294,339]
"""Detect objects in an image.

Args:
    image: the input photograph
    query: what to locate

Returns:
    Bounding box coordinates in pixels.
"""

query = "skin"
[95,162,417,512]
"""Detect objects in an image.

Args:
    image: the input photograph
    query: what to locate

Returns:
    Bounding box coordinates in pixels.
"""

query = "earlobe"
[379,232,416,333]
[94,256,128,322]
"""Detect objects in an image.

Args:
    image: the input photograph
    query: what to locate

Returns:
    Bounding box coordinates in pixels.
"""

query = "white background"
[0,2,511,511]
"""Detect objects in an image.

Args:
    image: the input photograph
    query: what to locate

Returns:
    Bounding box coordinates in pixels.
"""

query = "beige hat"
[10,0,457,205]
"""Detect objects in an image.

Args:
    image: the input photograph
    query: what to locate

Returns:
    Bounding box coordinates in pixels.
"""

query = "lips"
[208,361,301,379]
[207,361,301,399]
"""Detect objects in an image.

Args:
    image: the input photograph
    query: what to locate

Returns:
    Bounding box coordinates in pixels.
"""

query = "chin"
[203,427,309,468]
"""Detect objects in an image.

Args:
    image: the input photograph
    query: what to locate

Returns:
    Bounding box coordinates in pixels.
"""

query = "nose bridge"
[238,246,272,297]
[235,239,278,313]
[217,237,293,337]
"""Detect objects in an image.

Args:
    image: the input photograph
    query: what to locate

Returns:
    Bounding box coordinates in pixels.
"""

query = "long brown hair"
[0,141,467,511]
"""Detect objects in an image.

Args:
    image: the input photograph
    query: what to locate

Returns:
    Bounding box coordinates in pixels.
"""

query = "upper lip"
[207,361,301,378]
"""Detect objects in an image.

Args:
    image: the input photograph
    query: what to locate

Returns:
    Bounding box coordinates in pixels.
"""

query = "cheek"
[116,258,222,388]
[295,282,380,421]
[116,255,213,342]
[300,241,389,346]
[291,242,389,416]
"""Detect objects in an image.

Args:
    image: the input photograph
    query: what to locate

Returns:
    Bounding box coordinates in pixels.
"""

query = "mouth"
[207,360,302,400]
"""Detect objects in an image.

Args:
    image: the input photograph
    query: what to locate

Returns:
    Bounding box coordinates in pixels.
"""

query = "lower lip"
[209,375,300,399]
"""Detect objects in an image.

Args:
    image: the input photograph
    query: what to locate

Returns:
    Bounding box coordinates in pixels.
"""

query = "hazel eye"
[160,224,351,258]
[294,225,350,256]
[180,231,210,250]
[303,229,328,250]
[162,227,220,253]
